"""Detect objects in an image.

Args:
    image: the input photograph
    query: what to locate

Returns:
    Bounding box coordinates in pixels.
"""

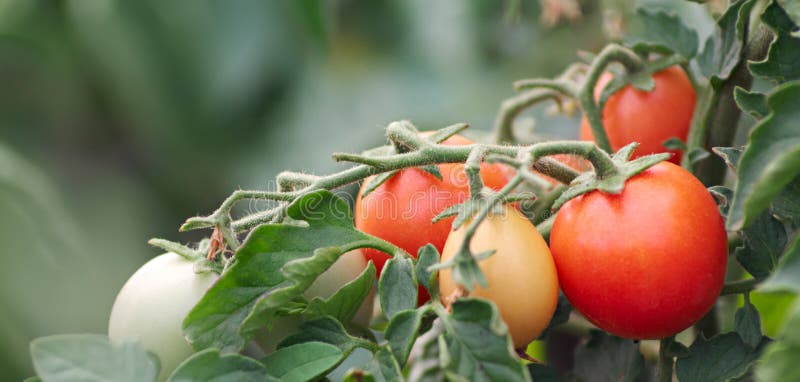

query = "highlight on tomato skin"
[438,205,559,348]
[549,161,727,340]
[580,65,696,164]
[354,133,509,305]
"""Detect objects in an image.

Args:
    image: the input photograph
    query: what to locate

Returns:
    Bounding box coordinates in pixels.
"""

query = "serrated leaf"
[415,245,440,299]
[304,261,376,324]
[572,331,643,382]
[771,174,800,229]
[712,146,744,172]
[438,299,531,382]
[709,185,734,217]
[760,234,800,293]
[183,190,385,352]
[734,87,770,119]
[379,256,418,319]
[776,0,800,37]
[23,378,42,382]
[261,342,343,382]
[734,297,763,349]
[735,210,787,279]
[749,2,800,82]
[696,0,754,88]
[30,335,159,382]
[675,332,768,382]
[385,308,428,367]
[278,316,371,354]
[168,349,273,382]
[625,8,698,59]
[358,347,404,382]
[727,82,800,231]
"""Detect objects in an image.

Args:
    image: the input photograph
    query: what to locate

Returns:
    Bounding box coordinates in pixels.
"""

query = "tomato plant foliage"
[25,1,800,381]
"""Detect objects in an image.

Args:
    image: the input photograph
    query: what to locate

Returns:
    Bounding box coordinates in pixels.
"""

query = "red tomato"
[355,133,508,304]
[580,66,696,164]
[549,161,727,339]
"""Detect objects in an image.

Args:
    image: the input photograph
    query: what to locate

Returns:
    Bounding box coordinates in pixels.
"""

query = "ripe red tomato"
[549,161,727,339]
[439,205,558,348]
[580,66,696,164]
[355,133,508,304]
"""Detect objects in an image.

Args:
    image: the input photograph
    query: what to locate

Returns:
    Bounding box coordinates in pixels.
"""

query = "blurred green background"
[0,0,713,379]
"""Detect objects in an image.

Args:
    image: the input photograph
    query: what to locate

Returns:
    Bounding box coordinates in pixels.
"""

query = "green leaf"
[415,245,440,300]
[734,296,763,349]
[624,8,698,59]
[727,82,800,231]
[439,299,530,382]
[304,261,376,324]
[712,146,744,172]
[734,87,769,119]
[358,347,405,382]
[379,256,418,319]
[663,137,687,151]
[776,0,800,37]
[23,378,42,382]
[183,190,382,352]
[709,185,734,217]
[761,234,800,293]
[261,342,344,382]
[756,340,800,382]
[384,307,428,367]
[696,0,755,88]
[734,210,787,279]
[771,174,800,230]
[749,2,800,83]
[675,332,768,382]
[168,349,273,382]
[572,331,643,382]
[30,334,159,382]
[278,316,372,354]
[756,303,800,381]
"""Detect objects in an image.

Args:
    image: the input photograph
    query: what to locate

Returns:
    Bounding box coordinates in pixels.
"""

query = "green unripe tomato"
[108,253,217,382]
[255,250,374,353]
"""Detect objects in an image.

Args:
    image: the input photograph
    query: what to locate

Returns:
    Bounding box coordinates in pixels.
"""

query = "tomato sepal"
[552,145,670,211]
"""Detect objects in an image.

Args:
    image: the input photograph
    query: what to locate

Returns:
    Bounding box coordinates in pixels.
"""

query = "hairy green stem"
[577,44,647,153]
[492,89,560,144]
[183,128,619,255]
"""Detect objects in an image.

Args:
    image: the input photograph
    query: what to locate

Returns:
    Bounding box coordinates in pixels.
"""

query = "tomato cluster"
[109,66,724,362]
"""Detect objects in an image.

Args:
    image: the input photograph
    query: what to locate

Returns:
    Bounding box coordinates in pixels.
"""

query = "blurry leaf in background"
[0,143,147,380]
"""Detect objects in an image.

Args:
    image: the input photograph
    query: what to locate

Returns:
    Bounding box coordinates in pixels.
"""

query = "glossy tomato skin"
[108,253,218,382]
[355,134,508,304]
[550,162,727,339]
[580,66,696,164]
[439,205,559,348]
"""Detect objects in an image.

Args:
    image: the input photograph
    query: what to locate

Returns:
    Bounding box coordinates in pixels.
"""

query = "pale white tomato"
[108,253,217,382]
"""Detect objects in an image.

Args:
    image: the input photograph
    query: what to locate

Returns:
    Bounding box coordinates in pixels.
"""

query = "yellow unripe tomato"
[439,206,559,348]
